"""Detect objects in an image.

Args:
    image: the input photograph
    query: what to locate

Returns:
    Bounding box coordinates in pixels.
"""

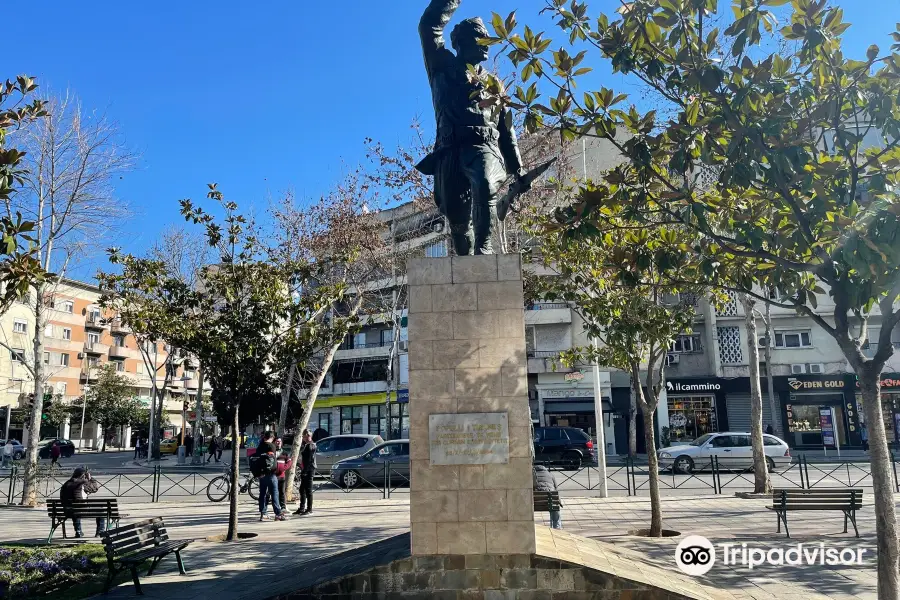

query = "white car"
[657,432,792,474]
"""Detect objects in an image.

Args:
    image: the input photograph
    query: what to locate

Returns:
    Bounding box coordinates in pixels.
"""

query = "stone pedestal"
[407,255,535,556]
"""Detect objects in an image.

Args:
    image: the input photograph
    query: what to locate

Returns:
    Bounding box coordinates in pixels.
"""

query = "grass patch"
[0,544,137,599]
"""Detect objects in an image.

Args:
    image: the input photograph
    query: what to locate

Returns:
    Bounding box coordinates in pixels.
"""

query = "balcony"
[185,377,199,390]
[110,319,128,334]
[331,381,388,395]
[525,303,572,326]
[108,344,131,359]
[80,367,102,382]
[84,341,110,355]
[335,341,393,360]
[527,350,575,374]
[85,313,106,330]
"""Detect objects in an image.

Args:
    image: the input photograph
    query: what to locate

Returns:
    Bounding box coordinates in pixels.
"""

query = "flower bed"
[0,545,107,599]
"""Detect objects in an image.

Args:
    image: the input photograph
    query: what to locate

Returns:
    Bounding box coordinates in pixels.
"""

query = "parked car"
[314,434,384,471]
[38,438,76,459]
[533,426,595,469]
[330,440,409,488]
[159,438,180,455]
[0,439,25,460]
[657,432,792,474]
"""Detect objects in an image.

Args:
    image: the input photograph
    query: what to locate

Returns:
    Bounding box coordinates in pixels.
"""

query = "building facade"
[0,279,211,449]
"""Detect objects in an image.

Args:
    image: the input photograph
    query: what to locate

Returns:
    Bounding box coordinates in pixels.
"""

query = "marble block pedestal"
[406,254,535,556]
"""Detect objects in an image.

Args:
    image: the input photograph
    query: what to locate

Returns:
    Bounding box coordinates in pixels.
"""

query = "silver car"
[657,432,792,474]
[313,434,384,471]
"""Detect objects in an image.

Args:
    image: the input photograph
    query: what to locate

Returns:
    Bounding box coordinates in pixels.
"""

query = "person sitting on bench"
[60,467,104,538]
[534,465,561,529]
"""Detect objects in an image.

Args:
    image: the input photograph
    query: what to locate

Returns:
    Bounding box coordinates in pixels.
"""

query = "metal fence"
[0,454,895,505]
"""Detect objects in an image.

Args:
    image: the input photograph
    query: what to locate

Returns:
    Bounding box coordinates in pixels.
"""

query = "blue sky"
[10,1,898,274]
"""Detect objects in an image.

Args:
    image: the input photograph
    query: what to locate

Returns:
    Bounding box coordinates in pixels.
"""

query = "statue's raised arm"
[419,0,461,74]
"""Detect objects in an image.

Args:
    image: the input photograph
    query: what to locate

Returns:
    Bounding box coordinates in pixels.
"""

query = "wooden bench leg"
[130,565,143,595]
[843,512,848,534]
[848,510,859,538]
[776,511,781,533]
[780,511,790,538]
[47,522,59,544]
[175,550,186,575]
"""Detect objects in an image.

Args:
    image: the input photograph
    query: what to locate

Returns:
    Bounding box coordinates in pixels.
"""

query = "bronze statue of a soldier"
[416,0,526,256]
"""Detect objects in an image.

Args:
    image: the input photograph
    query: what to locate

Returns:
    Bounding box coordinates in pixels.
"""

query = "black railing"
[527,350,565,359]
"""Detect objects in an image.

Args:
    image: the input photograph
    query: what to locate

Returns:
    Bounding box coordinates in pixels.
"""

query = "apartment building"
[306,203,448,439]
[0,278,211,449]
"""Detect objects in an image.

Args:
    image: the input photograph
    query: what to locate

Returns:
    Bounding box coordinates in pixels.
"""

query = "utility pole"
[192,365,205,465]
[591,340,608,498]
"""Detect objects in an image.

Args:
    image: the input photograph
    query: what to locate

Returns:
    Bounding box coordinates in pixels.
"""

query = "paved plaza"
[0,493,883,599]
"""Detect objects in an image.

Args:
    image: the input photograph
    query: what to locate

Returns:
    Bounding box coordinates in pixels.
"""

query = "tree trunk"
[192,366,205,465]
[285,339,341,502]
[858,370,899,599]
[149,345,162,460]
[21,283,46,507]
[641,407,662,537]
[628,383,637,457]
[101,426,107,452]
[226,400,241,541]
[741,295,770,494]
[763,301,779,436]
[277,362,296,436]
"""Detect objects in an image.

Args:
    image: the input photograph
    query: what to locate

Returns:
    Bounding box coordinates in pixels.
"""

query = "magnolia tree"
[84,364,143,452]
[534,209,707,536]
[484,0,900,593]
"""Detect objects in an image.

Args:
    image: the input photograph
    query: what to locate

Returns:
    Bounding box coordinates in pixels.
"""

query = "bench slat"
[117,541,189,564]
[109,532,170,554]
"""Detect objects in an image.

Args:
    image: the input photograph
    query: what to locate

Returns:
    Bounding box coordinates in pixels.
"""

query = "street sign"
[819,406,836,448]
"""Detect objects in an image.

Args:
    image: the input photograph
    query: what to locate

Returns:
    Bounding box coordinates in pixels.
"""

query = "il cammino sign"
[666,381,722,392]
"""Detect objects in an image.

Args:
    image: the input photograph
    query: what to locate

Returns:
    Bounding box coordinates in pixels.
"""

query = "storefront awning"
[544,399,613,414]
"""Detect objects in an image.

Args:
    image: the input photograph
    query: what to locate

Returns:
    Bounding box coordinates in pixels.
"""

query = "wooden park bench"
[533,490,562,513]
[99,517,190,595]
[46,498,121,543]
[768,488,863,538]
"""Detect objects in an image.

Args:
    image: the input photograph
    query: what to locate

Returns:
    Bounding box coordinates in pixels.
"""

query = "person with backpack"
[294,429,317,516]
[251,431,284,521]
[533,464,562,529]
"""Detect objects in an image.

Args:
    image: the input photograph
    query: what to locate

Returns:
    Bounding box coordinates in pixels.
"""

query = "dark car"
[330,440,409,489]
[533,426,595,469]
[38,439,76,459]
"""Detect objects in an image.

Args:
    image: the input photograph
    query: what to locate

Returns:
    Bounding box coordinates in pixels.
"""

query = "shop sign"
[542,388,593,399]
[397,389,409,403]
[854,377,900,389]
[819,406,836,447]
[788,378,844,390]
[666,381,721,392]
[564,371,586,383]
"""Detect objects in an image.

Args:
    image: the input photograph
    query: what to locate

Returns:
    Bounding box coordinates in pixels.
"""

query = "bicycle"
[206,463,259,502]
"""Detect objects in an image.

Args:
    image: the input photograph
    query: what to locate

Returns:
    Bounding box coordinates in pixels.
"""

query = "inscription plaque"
[429,412,509,465]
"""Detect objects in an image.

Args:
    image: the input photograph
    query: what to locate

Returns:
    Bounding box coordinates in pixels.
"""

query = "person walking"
[254,431,285,521]
[206,436,219,463]
[272,437,293,512]
[533,464,562,529]
[861,424,869,452]
[765,424,774,435]
[60,467,105,538]
[133,437,141,460]
[50,441,62,468]
[294,429,317,516]
[185,433,194,457]
[1,441,13,469]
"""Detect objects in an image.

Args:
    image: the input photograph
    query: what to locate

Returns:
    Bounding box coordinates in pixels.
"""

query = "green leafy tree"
[534,216,707,536]
[484,1,900,593]
[84,365,142,452]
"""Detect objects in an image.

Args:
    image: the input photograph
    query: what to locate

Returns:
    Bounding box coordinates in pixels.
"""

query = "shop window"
[318,413,332,435]
[390,403,409,439]
[774,330,812,348]
[369,405,386,436]
[668,395,718,442]
[340,406,363,434]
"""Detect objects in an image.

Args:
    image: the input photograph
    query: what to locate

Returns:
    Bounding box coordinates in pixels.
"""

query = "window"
[774,330,812,348]
[763,435,782,446]
[44,324,53,338]
[711,435,732,448]
[13,320,27,334]
[15,293,31,305]
[316,438,335,452]
[380,329,393,346]
[318,413,332,435]
[10,348,25,363]
[353,332,367,348]
[58,353,69,367]
[88,308,101,320]
[113,360,125,372]
[369,405,385,436]
[390,403,409,439]
[62,328,72,341]
[137,363,145,375]
[58,300,74,313]
[333,436,359,451]
[730,435,751,447]
[340,406,363,434]
[669,334,702,354]
[113,335,125,347]
[87,332,100,345]
[86,356,99,368]
[536,428,562,441]
[333,360,388,384]
[376,442,409,457]
[56,382,67,396]
[43,352,50,365]
[425,239,448,258]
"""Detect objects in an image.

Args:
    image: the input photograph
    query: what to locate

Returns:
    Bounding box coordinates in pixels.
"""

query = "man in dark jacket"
[60,467,105,537]
[294,429,317,515]
[256,431,284,521]
[533,465,562,529]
